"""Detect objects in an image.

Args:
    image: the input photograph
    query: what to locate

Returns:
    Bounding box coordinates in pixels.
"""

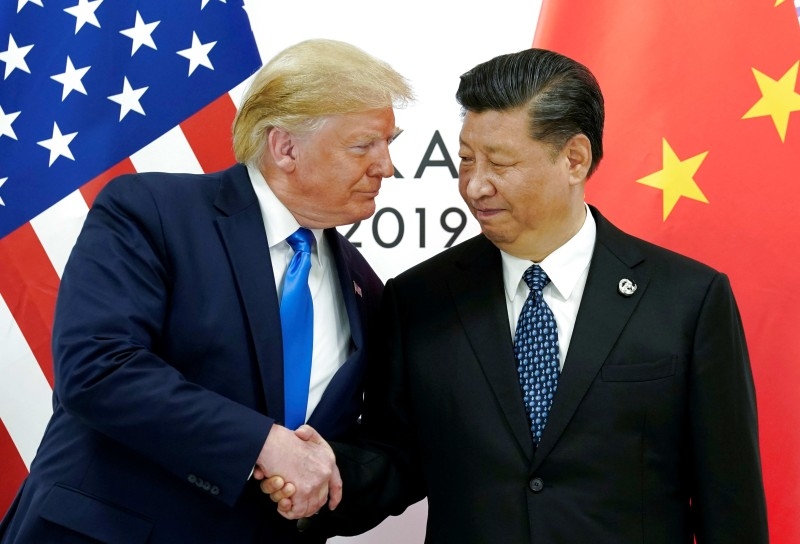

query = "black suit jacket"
[0,164,383,544]
[332,206,767,544]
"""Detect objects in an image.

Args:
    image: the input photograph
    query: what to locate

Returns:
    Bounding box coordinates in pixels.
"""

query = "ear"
[564,134,592,185]
[267,128,299,173]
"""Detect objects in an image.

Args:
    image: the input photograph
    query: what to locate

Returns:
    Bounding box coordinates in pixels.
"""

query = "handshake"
[252,424,341,520]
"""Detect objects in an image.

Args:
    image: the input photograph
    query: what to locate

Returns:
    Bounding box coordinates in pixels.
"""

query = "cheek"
[457,176,469,199]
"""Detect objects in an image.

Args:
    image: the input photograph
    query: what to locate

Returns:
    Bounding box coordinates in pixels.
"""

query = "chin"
[480,227,508,246]
[354,203,377,222]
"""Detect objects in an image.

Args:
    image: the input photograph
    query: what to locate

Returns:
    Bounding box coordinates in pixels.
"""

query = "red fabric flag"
[534,2,800,542]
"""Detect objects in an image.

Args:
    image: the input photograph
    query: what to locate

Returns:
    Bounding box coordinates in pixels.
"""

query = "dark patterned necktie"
[280,228,314,430]
[513,264,560,444]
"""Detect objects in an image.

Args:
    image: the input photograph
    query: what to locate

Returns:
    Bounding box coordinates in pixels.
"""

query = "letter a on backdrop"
[534,1,800,542]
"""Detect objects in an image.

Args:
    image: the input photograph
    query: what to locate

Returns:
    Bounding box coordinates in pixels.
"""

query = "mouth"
[358,189,380,199]
[357,181,382,199]
[472,206,504,221]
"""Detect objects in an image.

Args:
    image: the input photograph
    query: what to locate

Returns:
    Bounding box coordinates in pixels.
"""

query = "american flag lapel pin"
[353,281,363,298]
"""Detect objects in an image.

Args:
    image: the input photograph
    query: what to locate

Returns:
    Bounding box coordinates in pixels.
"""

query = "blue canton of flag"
[0,0,261,239]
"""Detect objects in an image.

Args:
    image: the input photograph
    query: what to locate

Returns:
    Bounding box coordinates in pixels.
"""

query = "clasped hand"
[253,424,340,520]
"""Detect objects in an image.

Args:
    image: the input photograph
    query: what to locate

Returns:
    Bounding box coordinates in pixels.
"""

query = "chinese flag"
[534,1,800,542]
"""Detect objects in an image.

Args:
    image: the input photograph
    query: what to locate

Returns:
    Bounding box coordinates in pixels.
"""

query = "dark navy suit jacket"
[0,164,382,543]
[332,206,768,543]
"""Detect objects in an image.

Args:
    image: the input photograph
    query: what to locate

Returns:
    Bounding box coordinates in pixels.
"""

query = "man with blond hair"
[0,39,412,544]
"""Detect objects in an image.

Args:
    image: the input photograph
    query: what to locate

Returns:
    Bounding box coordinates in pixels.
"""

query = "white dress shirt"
[501,204,596,370]
[248,165,350,422]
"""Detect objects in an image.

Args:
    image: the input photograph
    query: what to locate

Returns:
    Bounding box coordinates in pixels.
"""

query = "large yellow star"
[742,60,800,142]
[636,138,709,221]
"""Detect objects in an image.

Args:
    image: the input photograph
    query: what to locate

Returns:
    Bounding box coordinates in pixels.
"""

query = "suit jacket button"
[211,486,220,496]
[529,477,544,493]
[188,474,197,484]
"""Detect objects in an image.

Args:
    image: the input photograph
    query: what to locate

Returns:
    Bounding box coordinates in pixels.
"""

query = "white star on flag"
[107,77,148,121]
[0,35,34,79]
[201,0,227,9]
[50,57,91,101]
[17,0,44,13]
[0,177,7,206]
[177,32,216,76]
[119,11,160,56]
[36,122,78,166]
[0,106,21,140]
[64,0,104,35]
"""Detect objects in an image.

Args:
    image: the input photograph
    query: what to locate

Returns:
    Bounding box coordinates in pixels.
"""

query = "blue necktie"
[280,228,314,430]
[513,264,560,444]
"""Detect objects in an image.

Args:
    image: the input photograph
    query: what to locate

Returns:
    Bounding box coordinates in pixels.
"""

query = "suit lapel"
[213,165,285,421]
[448,237,536,461]
[533,209,650,468]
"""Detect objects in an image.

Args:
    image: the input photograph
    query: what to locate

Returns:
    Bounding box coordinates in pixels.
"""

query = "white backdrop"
[241,1,543,541]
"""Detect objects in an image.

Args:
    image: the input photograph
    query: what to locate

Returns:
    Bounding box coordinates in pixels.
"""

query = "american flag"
[0,0,260,513]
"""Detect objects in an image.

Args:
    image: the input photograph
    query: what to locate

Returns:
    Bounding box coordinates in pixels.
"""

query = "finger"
[260,475,285,494]
[289,494,310,520]
[252,467,265,480]
[328,464,343,511]
[297,425,324,445]
[270,482,296,502]
[277,497,293,513]
[293,425,315,441]
[315,484,329,513]
[292,486,325,520]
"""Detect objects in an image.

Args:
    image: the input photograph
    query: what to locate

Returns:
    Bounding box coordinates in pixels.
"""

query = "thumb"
[294,424,322,444]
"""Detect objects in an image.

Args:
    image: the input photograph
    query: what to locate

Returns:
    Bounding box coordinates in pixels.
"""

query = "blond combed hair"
[233,39,413,166]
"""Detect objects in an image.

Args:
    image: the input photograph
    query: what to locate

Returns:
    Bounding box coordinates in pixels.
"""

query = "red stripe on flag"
[0,419,27,515]
[80,158,137,208]
[0,224,59,387]
[180,94,239,174]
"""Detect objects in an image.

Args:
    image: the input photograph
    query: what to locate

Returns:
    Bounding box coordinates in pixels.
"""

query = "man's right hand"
[252,424,342,519]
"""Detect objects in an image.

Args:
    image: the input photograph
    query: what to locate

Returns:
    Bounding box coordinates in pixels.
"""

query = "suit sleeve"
[51,177,272,507]
[690,273,768,543]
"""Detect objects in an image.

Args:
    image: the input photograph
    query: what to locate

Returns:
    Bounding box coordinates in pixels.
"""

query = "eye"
[388,128,404,145]
[350,142,372,154]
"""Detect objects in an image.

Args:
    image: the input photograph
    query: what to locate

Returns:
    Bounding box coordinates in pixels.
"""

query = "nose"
[461,163,495,200]
[370,144,394,178]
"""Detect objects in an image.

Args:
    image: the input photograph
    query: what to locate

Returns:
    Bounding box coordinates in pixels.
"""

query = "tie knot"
[287,228,314,254]
[522,264,550,293]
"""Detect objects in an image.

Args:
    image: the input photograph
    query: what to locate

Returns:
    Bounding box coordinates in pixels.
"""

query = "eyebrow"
[458,138,508,155]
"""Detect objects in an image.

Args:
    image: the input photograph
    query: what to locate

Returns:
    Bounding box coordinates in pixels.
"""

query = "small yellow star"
[742,60,800,142]
[636,138,709,221]
[774,0,785,6]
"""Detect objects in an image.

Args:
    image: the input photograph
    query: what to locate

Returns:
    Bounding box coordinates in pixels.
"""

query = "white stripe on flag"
[0,294,54,469]
[30,190,91,279]
[130,126,205,175]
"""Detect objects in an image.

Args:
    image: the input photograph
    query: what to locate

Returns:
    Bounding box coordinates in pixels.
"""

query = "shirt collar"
[501,203,596,301]
[247,164,324,265]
